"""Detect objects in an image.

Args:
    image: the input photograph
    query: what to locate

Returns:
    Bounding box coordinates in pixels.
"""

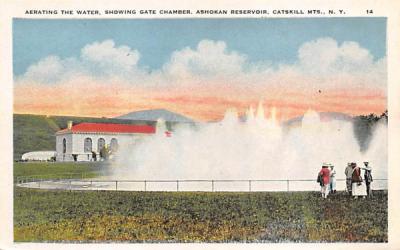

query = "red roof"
[58,122,156,134]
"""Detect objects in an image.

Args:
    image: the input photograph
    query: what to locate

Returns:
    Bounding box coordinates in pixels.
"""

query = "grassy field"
[14,162,103,182]
[13,162,387,242]
[14,188,387,242]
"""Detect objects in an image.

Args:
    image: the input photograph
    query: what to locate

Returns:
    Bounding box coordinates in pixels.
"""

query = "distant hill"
[115,109,195,123]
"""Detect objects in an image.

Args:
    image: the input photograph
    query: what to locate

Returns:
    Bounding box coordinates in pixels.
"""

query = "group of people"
[317,161,373,199]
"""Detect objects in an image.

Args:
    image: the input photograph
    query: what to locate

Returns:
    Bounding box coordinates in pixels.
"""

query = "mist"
[109,104,387,190]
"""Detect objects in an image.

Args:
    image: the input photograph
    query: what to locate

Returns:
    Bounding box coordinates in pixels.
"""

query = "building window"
[84,138,92,152]
[98,138,105,152]
[110,138,118,152]
[62,138,66,153]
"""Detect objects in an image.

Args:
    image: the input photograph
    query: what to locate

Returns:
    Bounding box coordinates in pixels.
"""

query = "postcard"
[1,0,400,249]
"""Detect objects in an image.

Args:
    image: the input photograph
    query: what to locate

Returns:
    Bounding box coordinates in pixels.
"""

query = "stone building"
[55,121,156,161]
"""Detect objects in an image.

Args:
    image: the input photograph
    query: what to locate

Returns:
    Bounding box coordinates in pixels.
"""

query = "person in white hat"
[362,161,373,197]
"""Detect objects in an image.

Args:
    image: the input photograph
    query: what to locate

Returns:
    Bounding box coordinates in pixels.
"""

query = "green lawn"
[14,188,387,242]
[14,162,103,182]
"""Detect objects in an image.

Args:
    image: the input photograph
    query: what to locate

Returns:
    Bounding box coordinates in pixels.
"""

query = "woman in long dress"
[319,164,331,199]
[351,162,367,199]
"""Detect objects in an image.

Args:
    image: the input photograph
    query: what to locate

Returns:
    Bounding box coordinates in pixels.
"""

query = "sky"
[13,18,387,121]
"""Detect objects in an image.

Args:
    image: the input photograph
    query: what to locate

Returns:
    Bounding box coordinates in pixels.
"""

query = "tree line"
[353,110,387,152]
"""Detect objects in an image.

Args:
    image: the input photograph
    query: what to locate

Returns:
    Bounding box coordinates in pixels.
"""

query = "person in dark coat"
[92,151,97,161]
[363,161,373,197]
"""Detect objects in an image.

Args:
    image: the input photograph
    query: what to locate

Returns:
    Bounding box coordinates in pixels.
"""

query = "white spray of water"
[110,104,387,188]
[362,120,387,179]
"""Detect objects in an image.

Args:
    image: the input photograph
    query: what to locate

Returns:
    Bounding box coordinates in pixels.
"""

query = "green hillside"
[13,115,59,161]
[13,114,157,161]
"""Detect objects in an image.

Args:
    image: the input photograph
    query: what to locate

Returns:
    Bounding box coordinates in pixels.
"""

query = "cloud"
[17,40,142,84]
[163,40,247,79]
[22,55,68,83]
[81,40,141,75]
[297,37,376,75]
[16,37,386,88]
[14,38,387,120]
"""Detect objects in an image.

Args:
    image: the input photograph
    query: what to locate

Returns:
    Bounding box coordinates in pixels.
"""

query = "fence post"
[287,180,289,192]
[144,181,147,192]
[69,180,72,192]
[176,180,179,192]
[116,181,118,191]
[249,180,252,192]
[211,180,214,192]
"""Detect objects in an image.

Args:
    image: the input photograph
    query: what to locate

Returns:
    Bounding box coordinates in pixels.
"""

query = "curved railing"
[15,176,388,192]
